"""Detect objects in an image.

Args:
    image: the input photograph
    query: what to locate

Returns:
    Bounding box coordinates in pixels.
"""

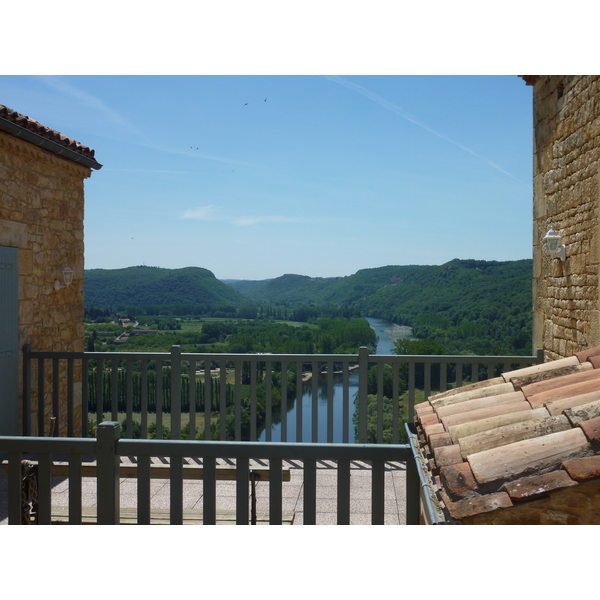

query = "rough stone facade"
[0,130,91,436]
[529,75,600,361]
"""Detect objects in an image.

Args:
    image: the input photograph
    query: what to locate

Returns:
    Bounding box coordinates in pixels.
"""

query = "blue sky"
[1,74,535,280]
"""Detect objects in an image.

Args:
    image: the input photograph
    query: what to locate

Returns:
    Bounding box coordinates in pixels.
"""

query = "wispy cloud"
[233,215,301,226]
[182,206,306,226]
[326,75,524,183]
[38,75,137,132]
[182,206,217,220]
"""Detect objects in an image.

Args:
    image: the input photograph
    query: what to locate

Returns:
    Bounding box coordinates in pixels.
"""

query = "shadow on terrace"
[0,345,542,525]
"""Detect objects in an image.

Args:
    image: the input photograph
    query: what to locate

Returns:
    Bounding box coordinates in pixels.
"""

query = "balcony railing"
[22,344,543,442]
[1,422,418,525]
[3,346,542,525]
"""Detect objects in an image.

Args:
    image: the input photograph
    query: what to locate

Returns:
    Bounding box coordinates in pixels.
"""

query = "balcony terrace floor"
[1,457,407,525]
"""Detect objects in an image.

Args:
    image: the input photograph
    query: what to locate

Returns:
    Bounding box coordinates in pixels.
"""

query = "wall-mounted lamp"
[543,227,566,262]
[54,266,74,290]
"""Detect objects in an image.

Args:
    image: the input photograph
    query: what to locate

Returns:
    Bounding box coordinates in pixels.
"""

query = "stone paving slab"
[0,458,407,525]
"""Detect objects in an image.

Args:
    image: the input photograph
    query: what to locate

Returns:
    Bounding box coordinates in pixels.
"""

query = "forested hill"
[238,259,532,319]
[235,259,533,354]
[84,266,246,309]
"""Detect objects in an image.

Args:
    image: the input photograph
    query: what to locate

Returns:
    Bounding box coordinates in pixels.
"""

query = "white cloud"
[182,205,217,220]
[232,215,300,226]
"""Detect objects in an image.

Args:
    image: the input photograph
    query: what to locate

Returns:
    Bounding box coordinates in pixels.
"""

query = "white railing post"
[97,421,120,524]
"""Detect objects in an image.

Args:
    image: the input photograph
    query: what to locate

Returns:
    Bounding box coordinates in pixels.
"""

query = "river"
[258,317,413,443]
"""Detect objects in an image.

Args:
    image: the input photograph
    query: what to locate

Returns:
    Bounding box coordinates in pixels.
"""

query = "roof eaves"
[0,105,102,170]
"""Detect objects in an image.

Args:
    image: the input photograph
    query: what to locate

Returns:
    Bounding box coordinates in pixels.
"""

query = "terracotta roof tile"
[577,416,600,445]
[440,462,478,497]
[520,363,598,398]
[503,471,578,502]
[412,346,600,523]
[563,457,600,482]
[428,431,454,450]
[432,444,463,469]
[439,488,513,521]
[0,103,98,162]
[467,428,588,485]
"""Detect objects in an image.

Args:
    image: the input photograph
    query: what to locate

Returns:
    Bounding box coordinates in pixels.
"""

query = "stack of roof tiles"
[414,346,600,524]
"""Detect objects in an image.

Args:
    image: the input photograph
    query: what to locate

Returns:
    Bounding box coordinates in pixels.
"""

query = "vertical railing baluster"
[235,359,242,441]
[236,457,249,524]
[296,361,303,443]
[37,453,52,524]
[96,358,104,432]
[68,453,82,524]
[126,358,133,438]
[280,360,288,443]
[337,459,351,525]
[358,347,369,444]
[269,457,283,525]
[311,360,318,443]
[7,452,22,524]
[392,360,400,444]
[137,454,151,524]
[170,456,183,524]
[250,359,257,441]
[52,358,59,436]
[303,458,317,525]
[440,360,447,393]
[456,362,463,388]
[22,345,31,436]
[204,359,211,441]
[38,356,45,437]
[377,362,384,443]
[82,355,89,437]
[342,360,349,444]
[265,360,272,442]
[371,459,385,525]
[472,362,478,383]
[189,358,196,441]
[67,358,74,437]
[141,359,148,439]
[408,361,415,425]
[156,359,163,440]
[97,421,120,525]
[203,456,216,524]
[219,359,227,441]
[111,359,119,421]
[424,361,431,403]
[170,346,182,440]
[327,360,334,444]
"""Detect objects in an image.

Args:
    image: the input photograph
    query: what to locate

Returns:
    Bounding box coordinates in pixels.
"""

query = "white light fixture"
[54,266,74,290]
[543,227,566,262]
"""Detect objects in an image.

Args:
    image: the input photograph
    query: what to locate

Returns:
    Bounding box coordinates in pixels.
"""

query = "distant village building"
[522,76,600,360]
[0,104,101,436]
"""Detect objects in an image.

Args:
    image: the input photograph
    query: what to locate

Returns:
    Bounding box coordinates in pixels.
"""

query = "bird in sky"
[264,98,267,102]
[244,103,248,106]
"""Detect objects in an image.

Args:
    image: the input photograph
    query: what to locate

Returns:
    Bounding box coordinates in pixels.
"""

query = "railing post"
[22,344,31,436]
[406,427,421,525]
[97,421,120,525]
[535,348,544,365]
[358,346,369,444]
[170,345,182,439]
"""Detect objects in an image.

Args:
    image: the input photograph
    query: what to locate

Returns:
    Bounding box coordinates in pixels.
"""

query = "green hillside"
[85,266,245,309]
[240,259,533,354]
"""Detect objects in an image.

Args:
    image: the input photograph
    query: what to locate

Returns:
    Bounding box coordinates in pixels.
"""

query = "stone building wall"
[0,130,90,436]
[530,75,600,361]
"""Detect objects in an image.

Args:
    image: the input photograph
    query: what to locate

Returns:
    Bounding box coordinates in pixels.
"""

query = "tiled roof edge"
[0,104,102,170]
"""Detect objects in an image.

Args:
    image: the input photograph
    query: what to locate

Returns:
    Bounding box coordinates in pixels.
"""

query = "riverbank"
[383,324,413,342]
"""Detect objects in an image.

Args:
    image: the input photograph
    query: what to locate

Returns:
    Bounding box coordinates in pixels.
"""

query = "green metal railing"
[22,345,543,442]
[0,422,418,525]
